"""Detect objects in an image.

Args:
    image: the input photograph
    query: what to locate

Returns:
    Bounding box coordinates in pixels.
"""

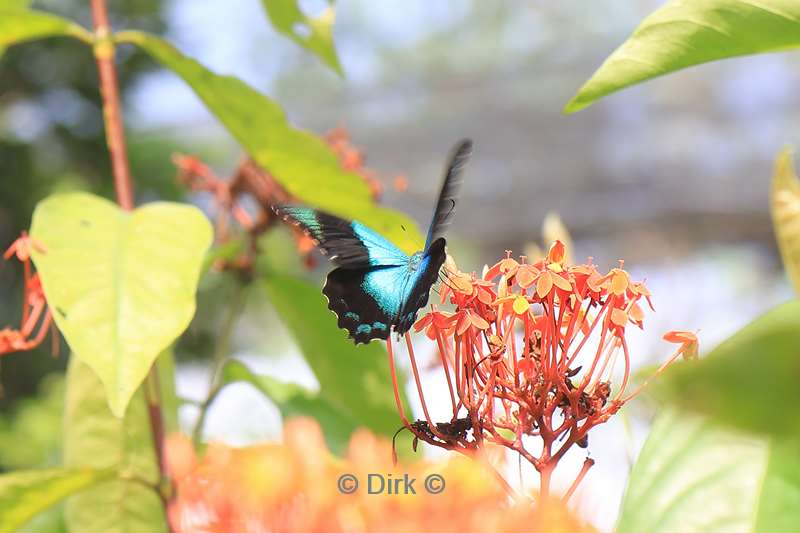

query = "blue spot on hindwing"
[356,324,372,335]
[345,312,359,321]
[372,322,387,331]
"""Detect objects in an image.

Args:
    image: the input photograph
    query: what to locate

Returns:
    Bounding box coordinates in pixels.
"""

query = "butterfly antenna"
[392,424,410,466]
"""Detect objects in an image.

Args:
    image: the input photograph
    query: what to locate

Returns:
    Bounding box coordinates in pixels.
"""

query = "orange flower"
[166,418,597,533]
[663,330,699,360]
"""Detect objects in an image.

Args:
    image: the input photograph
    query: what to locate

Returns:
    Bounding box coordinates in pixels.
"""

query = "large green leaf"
[0,8,92,57]
[220,359,358,453]
[655,300,800,436]
[29,192,212,417]
[0,0,32,9]
[0,468,112,533]
[771,147,800,296]
[262,275,412,440]
[565,1,800,113]
[618,408,800,532]
[63,357,167,533]
[114,30,422,253]
[260,0,342,74]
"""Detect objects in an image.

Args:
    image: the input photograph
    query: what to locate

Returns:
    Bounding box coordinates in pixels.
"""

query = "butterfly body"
[276,140,472,344]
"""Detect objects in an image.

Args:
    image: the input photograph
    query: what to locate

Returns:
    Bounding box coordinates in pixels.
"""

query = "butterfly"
[275,139,473,344]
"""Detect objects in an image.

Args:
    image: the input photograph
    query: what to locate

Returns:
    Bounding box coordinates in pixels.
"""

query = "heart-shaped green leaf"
[565,0,800,113]
[618,408,800,532]
[0,467,113,533]
[771,147,800,296]
[30,192,212,417]
[260,0,342,74]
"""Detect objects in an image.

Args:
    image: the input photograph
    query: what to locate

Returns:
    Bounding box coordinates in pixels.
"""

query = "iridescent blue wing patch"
[275,206,409,268]
[323,238,446,344]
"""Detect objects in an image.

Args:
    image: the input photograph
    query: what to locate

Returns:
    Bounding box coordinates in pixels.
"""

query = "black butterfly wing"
[323,265,407,344]
[396,238,447,335]
[424,139,473,250]
[275,206,409,268]
[323,240,446,343]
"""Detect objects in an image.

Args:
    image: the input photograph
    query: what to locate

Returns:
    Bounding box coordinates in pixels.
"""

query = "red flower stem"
[614,336,632,402]
[90,0,169,518]
[21,260,30,325]
[385,338,411,428]
[404,332,449,440]
[622,345,684,402]
[564,298,611,369]
[563,457,595,503]
[508,315,519,387]
[434,330,457,414]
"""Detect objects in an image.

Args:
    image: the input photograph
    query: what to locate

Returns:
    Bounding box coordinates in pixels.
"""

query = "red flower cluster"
[387,241,692,498]
[0,233,55,355]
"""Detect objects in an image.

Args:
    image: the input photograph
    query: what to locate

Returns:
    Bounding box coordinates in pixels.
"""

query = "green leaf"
[29,192,212,417]
[655,300,800,436]
[262,274,412,440]
[260,0,342,74]
[618,408,800,532]
[771,147,800,296]
[0,0,32,9]
[63,356,167,533]
[220,359,358,453]
[0,467,112,533]
[0,9,92,54]
[565,0,800,113]
[115,31,422,253]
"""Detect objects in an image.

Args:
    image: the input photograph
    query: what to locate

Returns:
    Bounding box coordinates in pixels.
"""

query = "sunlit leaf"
[115,31,422,253]
[771,147,800,296]
[63,357,167,533]
[220,359,359,453]
[262,274,412,440]
[655,300,800,436]
[565,1,800,113]
[0,467,112,533]
[618,408,800,532]
[0,8,92,58]
[30,192,212,417]
[0,0,32,9]
[260,0,342,74]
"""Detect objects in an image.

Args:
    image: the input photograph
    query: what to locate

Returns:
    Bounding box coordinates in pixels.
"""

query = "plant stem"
[90,0,134,211]
[89,0,170,523]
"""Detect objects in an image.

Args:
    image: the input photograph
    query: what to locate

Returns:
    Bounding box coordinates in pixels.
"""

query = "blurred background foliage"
[1,0,798,530]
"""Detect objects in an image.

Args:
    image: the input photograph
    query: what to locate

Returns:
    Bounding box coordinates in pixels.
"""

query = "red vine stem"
[89,0,170,520]
[90,0,135,211]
